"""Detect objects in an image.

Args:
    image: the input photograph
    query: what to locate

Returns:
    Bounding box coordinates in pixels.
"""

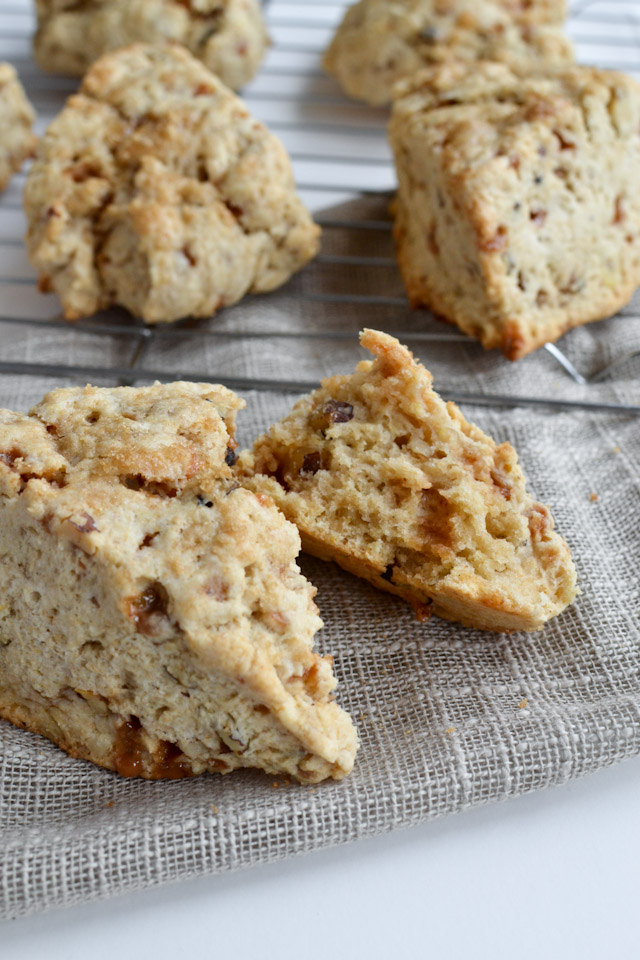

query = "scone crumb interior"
[243,330,578,632]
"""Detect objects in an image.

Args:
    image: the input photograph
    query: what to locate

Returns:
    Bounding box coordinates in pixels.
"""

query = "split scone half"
[34,0,268,90]
[0,382,357,783]
[323,0,572,107]
[390,62,640,359]
[24,44,319,324]
[243,330,578,632]
[0,62,37,192]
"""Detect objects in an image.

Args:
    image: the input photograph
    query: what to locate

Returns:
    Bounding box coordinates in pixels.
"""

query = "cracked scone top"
[24,44,320,324]
[323,0,573,107]
[244,330,578,632]
[0,382,357,783]
[34,0,268,90]
[0,62,37,192]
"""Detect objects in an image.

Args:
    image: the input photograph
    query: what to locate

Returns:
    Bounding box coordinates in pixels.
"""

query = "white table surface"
[4,753,640,960]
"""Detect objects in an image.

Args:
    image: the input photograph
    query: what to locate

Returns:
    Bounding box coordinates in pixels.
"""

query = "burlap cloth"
[1,191,639,919]
[1,0,640,909]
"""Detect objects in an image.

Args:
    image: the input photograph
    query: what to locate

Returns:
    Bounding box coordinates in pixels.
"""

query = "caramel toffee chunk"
[0,62,36,191]
[389,62,640,359]
[24,44,319,324]
[34,0,268,90]
[323,0,572,107]
[243,330,577,632]
[0,382,357,783]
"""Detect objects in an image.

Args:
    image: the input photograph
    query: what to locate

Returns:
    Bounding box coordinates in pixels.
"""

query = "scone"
[0,382,357,783]
[0,63,37,191]
[243,330,578,632]
[24,44,319,324]
[34,0,267,90]
[389,62,640,359]
[323,0,572,107]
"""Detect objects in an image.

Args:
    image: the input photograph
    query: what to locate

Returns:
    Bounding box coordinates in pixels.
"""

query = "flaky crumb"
[245,329,577,632]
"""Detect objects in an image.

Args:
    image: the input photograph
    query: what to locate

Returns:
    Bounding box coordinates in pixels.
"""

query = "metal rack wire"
[0,0,639,415]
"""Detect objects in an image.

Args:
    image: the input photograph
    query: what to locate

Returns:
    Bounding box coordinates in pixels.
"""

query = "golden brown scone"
[242,330,578,632]
[24,44,319,324]
[389,62,640,359]
[0,382,357,784]
[323,0,572,107]
[0,62,37,191]
[34,0,268,90]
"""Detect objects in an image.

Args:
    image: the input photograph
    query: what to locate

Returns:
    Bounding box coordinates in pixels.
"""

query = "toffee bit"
[0,449,19,468]
[553,130,576,151]
[381,563,395,583]
[311,399,354,433]
[125,582,169,635]
[613,196,626,225]
[481,224,508,253]
[69,511,99,534]
[300,451,322,476]
[323,399,354,423]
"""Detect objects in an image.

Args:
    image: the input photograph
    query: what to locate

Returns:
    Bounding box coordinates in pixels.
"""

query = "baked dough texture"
[389,62,640,359]
[34,0,268,90]
[0,382,357,783]
[0,62,36,191]
[24,44,320,324]
[243,330,577,632]
[323,0,572,107]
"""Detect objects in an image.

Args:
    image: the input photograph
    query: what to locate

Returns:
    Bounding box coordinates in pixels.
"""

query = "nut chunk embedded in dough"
[24,44,320,324]
[0,62,36,192]
[34,0,268,90]
[243,330,578,632]
[323,0,572,107]
[0,382,357,783]
[389,62,640,359]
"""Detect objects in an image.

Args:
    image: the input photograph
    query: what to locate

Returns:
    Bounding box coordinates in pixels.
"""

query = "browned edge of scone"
[396,236,640,361]
[0,686,205,779]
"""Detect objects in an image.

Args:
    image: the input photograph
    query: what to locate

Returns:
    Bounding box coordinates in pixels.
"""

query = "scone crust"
[323,0,573,106]
[24,44,319,324]
[0,382,357,783]
[243,330,578,632]
[34,0,268,90]
[389,62,640,358]
[0,62,37,191]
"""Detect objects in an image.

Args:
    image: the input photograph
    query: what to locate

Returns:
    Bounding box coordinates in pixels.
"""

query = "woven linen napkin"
[1,195,639,918]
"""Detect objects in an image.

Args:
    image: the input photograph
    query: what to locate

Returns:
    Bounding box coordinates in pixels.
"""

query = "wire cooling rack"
[0,0,639,415]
